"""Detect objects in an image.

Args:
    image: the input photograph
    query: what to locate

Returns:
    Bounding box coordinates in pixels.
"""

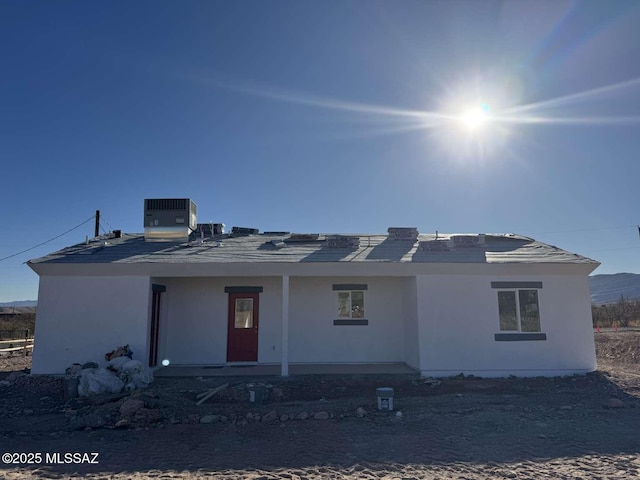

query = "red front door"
[227,293,259,362]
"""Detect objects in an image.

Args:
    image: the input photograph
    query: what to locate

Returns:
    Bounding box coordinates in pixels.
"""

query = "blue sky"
[2,0,640,302]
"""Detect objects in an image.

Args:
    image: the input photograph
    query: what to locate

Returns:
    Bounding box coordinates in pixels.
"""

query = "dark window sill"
[334,319,368,326]
[495,333,547,342]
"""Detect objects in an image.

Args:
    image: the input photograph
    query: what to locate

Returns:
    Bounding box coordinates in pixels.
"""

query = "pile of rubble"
[65,345,153,398]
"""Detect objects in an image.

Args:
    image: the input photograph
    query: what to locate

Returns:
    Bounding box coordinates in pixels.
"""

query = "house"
[28,198,599,377]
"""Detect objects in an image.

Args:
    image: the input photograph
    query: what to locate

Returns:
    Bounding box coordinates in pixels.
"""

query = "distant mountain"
[590,273,640,304]
[0,300,37,308]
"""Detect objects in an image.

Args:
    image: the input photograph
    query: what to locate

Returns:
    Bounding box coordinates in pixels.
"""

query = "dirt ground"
[1,332,639,479]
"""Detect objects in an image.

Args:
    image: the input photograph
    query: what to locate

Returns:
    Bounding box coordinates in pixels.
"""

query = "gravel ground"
[0,331,639,479]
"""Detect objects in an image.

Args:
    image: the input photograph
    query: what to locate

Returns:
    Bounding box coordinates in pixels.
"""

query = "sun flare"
[460,103,491,130]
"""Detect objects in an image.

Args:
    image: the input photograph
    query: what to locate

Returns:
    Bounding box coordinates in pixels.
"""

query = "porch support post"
[281,275,289,377]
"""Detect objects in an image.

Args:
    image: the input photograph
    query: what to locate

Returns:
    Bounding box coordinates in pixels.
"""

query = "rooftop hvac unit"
[144,198,197,242]
[387,227,419,241]
[451,235,480,248]
[420,240,450,252]
[327,235,360,248]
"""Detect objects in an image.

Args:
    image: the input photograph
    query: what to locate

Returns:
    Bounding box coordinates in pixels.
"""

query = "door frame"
[149,284,166,367]
[225,286,263,362]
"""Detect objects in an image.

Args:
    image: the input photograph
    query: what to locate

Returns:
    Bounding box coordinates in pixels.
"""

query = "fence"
[0,330,33,357]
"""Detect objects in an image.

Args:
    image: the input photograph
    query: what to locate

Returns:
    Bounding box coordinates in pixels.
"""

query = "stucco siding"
[402,277,420,369]
[416,274,596,377]
[156,277,282,365]
[31,276,151,374]
[289,277,404,363]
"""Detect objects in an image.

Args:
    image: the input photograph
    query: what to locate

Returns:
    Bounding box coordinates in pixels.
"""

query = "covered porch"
[154,362,419,377]
[150,274,420,376]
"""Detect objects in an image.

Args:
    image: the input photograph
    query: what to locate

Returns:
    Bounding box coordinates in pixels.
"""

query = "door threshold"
[226,362,259,367]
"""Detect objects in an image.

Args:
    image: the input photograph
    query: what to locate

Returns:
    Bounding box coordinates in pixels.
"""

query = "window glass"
[498,291,518,331]
[337,292,350,318]
[234,298,253,328]
[351,291,365,318]
[519,290,541,332]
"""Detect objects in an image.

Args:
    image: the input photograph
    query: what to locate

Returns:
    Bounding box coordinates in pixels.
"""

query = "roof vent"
[286,234,320,243]
[327,235,360,248]
[451,235,480,248]
[420,240,450,252]
[231,226,259,235]
[387,227,419,242]
[144,198,197,242]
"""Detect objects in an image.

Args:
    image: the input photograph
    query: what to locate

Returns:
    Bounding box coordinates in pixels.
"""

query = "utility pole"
[95,210,100,238]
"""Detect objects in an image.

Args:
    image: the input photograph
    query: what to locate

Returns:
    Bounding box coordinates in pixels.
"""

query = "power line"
[100,216,115,232]
[0,216,95,263]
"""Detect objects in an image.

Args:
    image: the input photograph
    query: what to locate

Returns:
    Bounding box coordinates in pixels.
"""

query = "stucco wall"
[155,277,282,365]
[402,277,420,369]
[31,276,151,374]
[416,274,596,377]
[289,277,405,363]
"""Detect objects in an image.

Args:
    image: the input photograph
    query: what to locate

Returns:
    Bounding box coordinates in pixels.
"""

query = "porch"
[154,362,419,377]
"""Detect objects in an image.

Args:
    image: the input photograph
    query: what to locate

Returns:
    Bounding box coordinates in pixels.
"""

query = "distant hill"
[0,300,37,308]
[590,273,640,304]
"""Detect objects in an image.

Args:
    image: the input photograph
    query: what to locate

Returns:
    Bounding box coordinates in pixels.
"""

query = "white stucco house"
[28,199,599,378]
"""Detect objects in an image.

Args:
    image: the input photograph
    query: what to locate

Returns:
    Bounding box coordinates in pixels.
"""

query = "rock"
[314,411,330,420]
[115,418,130,428]
[134,408,163,424]
[220,415,228,423]
[604,398,624,409]
[39,396,50,401]
[23,409,34,415]
[66,363,83,376]
[559,405,573,410]
[200,414,220,424]
[81,362,99,370]
[0,381,11,387]
[296,412,308,420]
[70,413,106,430]
[119,399,144,417]
[356,407,368,418]
[271,387,284,399]
[280,414,289,422]
[246,412,254,420]
[262,411,278,422]
[253,414,261,422]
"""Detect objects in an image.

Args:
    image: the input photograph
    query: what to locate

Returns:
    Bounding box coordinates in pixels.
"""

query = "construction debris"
[66,345,153,397]
[195,383,229,406]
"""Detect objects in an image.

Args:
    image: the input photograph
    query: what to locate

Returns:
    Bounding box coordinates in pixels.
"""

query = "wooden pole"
[95,210,100,237]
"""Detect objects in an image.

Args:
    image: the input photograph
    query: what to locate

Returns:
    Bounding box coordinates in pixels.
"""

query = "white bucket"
[376,387,394,411]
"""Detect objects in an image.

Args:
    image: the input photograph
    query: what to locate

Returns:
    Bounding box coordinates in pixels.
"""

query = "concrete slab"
[155,363,418,377]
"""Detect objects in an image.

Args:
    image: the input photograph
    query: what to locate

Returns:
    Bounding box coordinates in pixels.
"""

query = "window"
[234,298,254,329]
[337,291,365,319]
[497,289,541,332]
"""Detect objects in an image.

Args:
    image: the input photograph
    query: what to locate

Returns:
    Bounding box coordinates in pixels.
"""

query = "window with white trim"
[497,289,541,332]
[337,290,365,319]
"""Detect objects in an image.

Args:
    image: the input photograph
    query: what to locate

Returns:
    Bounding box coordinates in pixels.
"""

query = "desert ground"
[0,332,639,479]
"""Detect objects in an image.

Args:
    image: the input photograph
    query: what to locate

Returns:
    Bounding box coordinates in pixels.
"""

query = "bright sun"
[460,103,491,130]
